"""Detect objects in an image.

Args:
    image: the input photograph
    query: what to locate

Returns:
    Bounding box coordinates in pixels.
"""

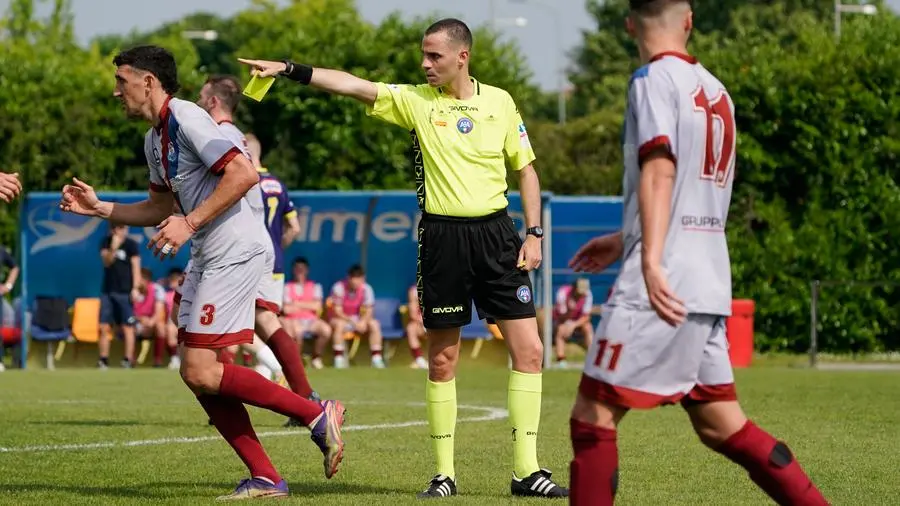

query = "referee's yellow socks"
[509,370,542,478]
[426,378,457,480]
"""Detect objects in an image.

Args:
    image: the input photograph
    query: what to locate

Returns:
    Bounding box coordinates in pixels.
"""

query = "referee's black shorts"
[417,208,536,329]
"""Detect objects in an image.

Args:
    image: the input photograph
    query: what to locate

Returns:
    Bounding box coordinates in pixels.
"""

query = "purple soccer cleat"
[215,478,289,501]
[310,400,346,479]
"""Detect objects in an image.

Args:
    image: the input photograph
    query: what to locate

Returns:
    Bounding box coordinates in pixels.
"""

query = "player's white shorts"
[256,270,284,314]
[579,305,737,409]
[177,254,264,349]
[172,259,193,305]
[175,252,282,315]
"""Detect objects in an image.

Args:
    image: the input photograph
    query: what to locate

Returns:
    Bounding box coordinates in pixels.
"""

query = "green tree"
[0,0,153,246]
[703,8,900,352]
[229,0,539,191]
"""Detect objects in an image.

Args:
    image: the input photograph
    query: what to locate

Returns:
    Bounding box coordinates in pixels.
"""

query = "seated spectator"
[553,278,594,369]
[405,284,428,369]
[133,268,169,367]
[282,257,331,370]
[328,264,384,369]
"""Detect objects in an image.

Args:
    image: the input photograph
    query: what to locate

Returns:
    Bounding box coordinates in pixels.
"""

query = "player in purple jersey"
[565,3,827,505]
[245,133,300,279]
[60,46,344,500]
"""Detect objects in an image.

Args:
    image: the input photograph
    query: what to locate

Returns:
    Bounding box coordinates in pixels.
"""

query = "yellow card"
[242,74,275,102]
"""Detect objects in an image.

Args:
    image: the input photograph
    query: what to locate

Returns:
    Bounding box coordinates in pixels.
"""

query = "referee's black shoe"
[416,475,457,499]
[511,468,568,498]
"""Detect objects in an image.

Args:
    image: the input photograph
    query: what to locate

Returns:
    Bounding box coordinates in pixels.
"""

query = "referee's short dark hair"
[205,75,242,114]
[113,45,180,95]
[629,0,691,15]
[348,264,365,277]
[425,18,473,49]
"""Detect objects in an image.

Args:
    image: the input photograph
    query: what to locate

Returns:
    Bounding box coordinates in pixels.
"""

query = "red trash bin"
[726,299,755,368]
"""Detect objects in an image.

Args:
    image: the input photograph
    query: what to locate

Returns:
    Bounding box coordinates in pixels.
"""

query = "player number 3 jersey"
[610,52,736,316]
[144,97,267,270]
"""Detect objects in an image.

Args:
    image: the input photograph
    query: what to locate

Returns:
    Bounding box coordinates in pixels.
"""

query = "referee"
[240,18,566,500]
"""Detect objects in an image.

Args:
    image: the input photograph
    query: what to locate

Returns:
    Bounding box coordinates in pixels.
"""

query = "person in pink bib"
[328,264,384,369]
[281,257,331,369]
[552,278,594,369]
[133,268,167,358]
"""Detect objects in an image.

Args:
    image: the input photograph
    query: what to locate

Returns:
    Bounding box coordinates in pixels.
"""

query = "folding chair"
[30,296,71,370]
[370,298,404,362]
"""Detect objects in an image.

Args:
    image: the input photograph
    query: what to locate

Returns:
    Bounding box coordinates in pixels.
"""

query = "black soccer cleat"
[511,468,568,498]
[416,475,457,499]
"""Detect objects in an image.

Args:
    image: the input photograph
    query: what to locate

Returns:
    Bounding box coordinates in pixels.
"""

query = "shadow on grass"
[0,481,421,500]
[27,420,199,428]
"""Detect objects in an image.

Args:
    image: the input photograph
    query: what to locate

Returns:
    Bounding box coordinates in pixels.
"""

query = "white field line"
[0,403,508,454]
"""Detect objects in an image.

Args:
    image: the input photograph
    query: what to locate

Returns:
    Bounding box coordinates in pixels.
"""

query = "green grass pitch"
[0,365,896,505]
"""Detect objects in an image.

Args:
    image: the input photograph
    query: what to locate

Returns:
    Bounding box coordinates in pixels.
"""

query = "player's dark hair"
[141,268,153,280]
[348,264,365,277]
[113,45,180,95]
[425,18,473,49]
[205,74,242,113]
[294,257,309,267]
[629,0,691,15]
[167,268,183,277]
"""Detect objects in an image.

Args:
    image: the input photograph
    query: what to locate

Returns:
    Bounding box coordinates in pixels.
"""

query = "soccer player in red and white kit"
[60,46,344,500]
[566,3,828,505]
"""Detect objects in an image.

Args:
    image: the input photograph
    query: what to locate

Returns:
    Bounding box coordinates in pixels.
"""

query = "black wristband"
[281,60,313,85]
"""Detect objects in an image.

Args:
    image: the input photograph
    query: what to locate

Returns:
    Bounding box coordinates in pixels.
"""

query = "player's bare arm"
[282,213,300,248]
[570,232,624,274]
[2,264,19,295]
[237,59,378,106]
[148,155,259,258]
[130,254,142,302]
[61,177,173,226]
[639,151,686,326]
[100,233,122,267]
[517,164,543,271]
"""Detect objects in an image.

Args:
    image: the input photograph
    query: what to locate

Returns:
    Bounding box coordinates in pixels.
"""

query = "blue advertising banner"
[18,191,623,366]
[19,191,542,306]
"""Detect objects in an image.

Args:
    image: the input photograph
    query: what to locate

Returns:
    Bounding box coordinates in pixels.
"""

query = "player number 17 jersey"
[609,52,736,316]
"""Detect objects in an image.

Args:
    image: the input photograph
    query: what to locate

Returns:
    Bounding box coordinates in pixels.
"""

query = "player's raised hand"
[569,232,623,273]
[642,264,686,327]
[237,58,287,78]
[60,177,102,216]
[148,215,196,259]
[0,172,22,203]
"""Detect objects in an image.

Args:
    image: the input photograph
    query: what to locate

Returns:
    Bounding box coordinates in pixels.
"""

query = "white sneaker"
[0,362,5,372]
[371,356,386,369]
[411,357,428,369]
[334,355,348,369]
[167,356,181,370]
[311,357,324,370]
[556,360,569,370]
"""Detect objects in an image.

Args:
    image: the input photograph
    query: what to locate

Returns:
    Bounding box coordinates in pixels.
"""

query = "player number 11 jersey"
[609,52,736,316]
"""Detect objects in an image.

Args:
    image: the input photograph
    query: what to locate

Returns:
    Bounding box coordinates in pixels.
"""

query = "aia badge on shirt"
[516,285,532,304]
[518,123,531,148]
[457,117,474,134]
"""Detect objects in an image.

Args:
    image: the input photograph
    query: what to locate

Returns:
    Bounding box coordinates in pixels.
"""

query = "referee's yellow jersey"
[366,78,536,218]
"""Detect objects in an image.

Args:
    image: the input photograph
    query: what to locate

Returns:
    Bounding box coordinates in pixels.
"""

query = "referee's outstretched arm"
[238,58,377,106]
